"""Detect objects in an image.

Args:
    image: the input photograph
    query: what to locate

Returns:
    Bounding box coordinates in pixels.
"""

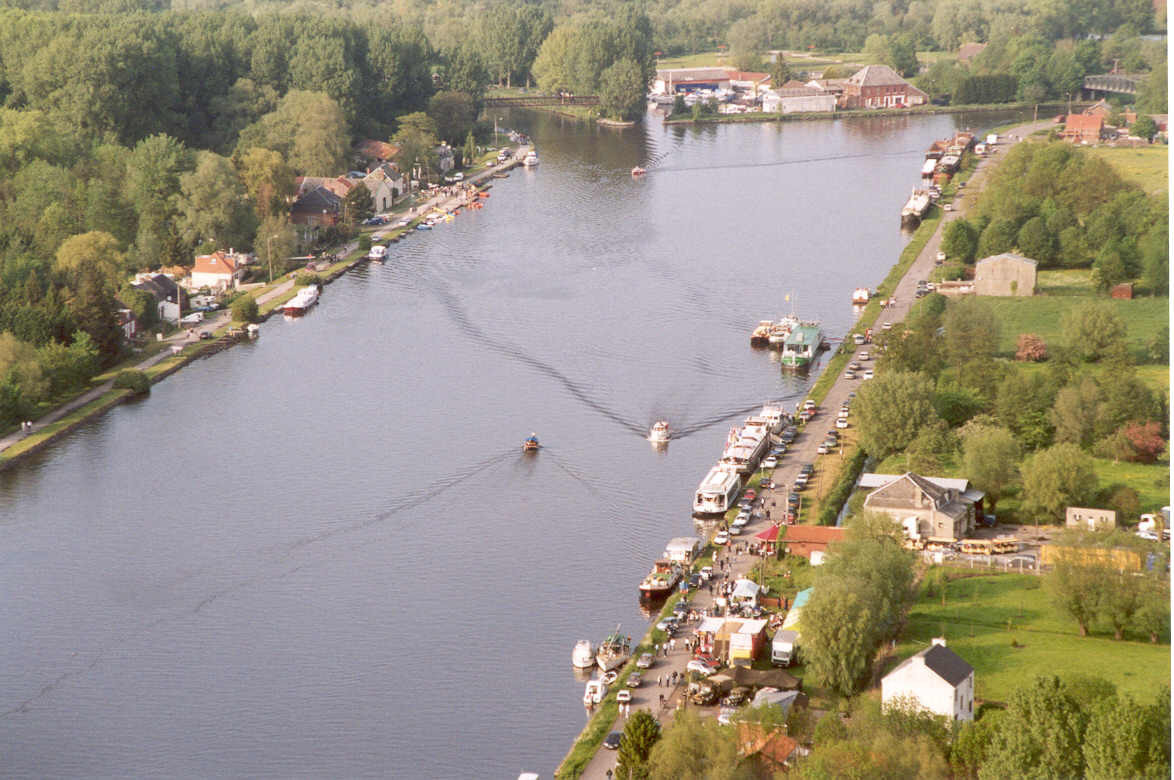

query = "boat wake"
[651,148,922,175]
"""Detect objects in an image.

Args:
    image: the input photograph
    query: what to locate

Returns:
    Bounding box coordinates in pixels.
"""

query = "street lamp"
[266,233,278,283]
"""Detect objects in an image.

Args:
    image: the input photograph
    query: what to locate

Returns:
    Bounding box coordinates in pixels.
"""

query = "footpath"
[0,146,528,462]
[572,120,1051,779]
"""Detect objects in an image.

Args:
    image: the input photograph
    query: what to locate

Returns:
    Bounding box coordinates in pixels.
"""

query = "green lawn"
[1094,457,1171,512]
[984,295,1168,361]
[656,51,729,69]
[1089,146,1169,197]
[895,573,1170,703]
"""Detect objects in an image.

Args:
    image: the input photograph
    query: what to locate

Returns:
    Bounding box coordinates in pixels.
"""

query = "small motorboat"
[583,678,607,706]
[523,433,541,452]
[649,421,670,444]
[631,166,646,176]
[572,640,595,669]
[851,287,871,305]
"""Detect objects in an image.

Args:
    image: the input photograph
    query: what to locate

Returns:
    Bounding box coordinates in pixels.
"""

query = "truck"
[771,587,812,666]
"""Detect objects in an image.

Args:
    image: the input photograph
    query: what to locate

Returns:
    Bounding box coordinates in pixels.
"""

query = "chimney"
[932,637,947,648]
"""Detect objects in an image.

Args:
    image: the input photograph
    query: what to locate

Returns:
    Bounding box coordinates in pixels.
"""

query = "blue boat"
[522,433,540,452]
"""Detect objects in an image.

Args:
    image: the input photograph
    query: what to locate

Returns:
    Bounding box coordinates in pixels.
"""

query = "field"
[984,295,1167,362]
[1094,457,1171,512]
[894,573,1170,703]
[1089,146,1169,196]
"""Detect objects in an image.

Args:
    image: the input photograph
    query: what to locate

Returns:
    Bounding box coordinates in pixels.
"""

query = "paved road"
[574,122,1050,779]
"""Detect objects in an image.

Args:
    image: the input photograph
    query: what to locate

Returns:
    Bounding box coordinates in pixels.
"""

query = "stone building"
[974,252,1037,297]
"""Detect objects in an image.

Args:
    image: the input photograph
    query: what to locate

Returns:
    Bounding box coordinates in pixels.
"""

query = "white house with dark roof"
[882,638,974,721]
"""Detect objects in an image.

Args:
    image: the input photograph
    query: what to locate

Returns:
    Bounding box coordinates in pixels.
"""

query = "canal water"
[0,108,1024,777]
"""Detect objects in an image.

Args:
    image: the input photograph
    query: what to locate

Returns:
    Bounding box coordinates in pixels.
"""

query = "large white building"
[761,86,837,114]
[882,638,974,721]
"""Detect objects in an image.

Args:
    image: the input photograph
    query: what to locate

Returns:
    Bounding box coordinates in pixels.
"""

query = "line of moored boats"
[901,130,979,227]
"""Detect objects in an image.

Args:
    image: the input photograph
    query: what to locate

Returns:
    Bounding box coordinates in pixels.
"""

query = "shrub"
[1016,333,1048,361]
[112,370,150,394]
[230,294,259,323]
[295,271,323,287]
[358,234,372,251]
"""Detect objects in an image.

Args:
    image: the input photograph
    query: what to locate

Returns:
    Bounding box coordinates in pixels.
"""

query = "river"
[0,108,1025,778]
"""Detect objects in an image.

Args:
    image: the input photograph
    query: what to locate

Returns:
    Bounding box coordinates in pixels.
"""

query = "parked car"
[603,732,623,750]
[686,659,719,677]
[800,464,815,475]
[715,530,730,545]
[836,417,849,429]
[721,687,751,707]
[616,689,631,703]
[627,673,642,687]
[935,250,946,262]
[762,456,778,469]
[943,203,954,212]
[853,333,866,345]
[817,441,831,454]
[863,369,874,380]
[858,351,870,361]
[636,653,654,669]
[844,370,857,380]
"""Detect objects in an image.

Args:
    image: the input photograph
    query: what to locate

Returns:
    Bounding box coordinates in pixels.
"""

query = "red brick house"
[1060,113,1104,143]
[842,64,928,109]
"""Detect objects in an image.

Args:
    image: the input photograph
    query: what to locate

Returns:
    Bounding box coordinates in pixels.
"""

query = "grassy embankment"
[1089,145,1169,197]
[0,389,133,463]
[893,572,1170,703]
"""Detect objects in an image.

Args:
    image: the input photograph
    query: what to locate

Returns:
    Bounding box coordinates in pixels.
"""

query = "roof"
[781,79,808,89]
[957,42,987,62]
[355,139,399,161]
[783,525,845,545]
[772,86,828,98]
[727,71,770,83]
[131,273,180,303]
[848,64,911,87]
[976,252,1038,269]
[295,176,353,198]
[784,324,822,345]
[888,643,974,687]
[791,587,813,610]
[754,525,781,542]
[737,722,799,767]
[858,473,971,492]
[657,67,735,82]
[1083,99,1113,116]
[1064,114,1104,133]
[291,186,342,213]
[732,579,761,599]
[665,536,701,552]
[698,616,726,634]
[192,251,239,277]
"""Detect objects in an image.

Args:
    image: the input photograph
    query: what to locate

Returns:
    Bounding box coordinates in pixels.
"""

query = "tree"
[854,371,939,457]
[770,55,794,87]
[54,231,127,289]
[646,710,737,780]
[1016,216,1057,265]
[961,426,1021,512]
[392,112,439,181]
[1139,225,1168,294]
[255,216,298,281]
[1092,237,1141,291]
[1084,690,1171,779]
[979,676,1088,779]
[230,294,258,323]
[1050,377,1102,449]
[69,262,122,363]
[1062,303,1129,363]
[1015,333,1048,362]
[976,217,1019,259]
[237,147,295,220]
[1020,443,1098,522]
[1101,569,1144,640]
[1121,421,1166,463]
[801,578,877,696]
[0,332,49,403]
[238,90,349,176]
[1135,63,1167,113]
[1135,578,1171,644]
[343,184,374,224]
[598,57,647,121]
[38,331,99,395]
[887,33,919,77]
[442,45,489,101]
[942,296,1000,375]
[177,151,256,251]
[126,132,192,268]
[941,219,978,263]
[1145,325,1168,363]
[616,710,660,779]
[1131,114,1158,141]
[427,91,477,145]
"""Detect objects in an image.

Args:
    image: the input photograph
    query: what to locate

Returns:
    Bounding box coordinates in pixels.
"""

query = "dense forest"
[0,0,1165,428]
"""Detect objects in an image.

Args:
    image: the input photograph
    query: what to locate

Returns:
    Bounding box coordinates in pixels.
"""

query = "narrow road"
[574,121,1049,779]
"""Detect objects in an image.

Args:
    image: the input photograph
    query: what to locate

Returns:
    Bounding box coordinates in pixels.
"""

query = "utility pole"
[266,234,277,282]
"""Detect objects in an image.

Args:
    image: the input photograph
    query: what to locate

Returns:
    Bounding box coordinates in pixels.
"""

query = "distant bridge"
[1083,74,1140,97]
[483,95,600,107]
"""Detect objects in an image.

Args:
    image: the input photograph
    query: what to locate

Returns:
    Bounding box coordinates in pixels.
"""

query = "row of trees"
[940,142,1168,292]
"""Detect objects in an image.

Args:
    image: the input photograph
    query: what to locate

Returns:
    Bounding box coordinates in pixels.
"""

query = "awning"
[732,579,762,599]
[754,525,781,542]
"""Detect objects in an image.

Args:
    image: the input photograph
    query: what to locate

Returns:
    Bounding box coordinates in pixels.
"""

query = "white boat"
[368,244,387,262]
[572,640,595,669]
[852,287,871,305]
[583,678,608,706]
[523,151,539,167]
[758,403,786,433]
[596,626,630,672]
[693,463,741,517]
[901,189,932,227]
[281,285,320,316]
[649,420,670,444]
[245,323,260,338]
[920,158,937,178]
[767,314,800,346]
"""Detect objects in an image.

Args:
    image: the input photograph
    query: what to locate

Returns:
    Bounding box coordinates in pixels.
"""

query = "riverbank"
[0,146,526,472]
[662,101,1072,126]
[555,117,1053,779]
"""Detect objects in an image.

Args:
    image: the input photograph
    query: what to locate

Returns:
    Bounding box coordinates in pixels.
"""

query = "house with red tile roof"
[781,525,846,562]
[191,250,249,292]
[1060,113,1105,143]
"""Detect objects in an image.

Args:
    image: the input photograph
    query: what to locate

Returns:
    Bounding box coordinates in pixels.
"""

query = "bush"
[112,370,151,394]
[818,448,867,525]
[357,233,372,251]
[295,272,323,287]
[230,294,259,323]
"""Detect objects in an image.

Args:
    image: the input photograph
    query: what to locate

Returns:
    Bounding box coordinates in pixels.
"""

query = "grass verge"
[0,388,131,464]
[894,572,1170,702]
[984,295,1167,362]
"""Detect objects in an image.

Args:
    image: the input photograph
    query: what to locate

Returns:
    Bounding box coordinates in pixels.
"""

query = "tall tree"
[616,710,661,779]
[237,147,296,220]
[177,151,256,250]
[427,91,477,145]
[392,112,439,181]
[980,676,1088,780]
[961,425,1021,512]
[855,370,939,457]
[70,262,122,362]
[1020,443,1098,522]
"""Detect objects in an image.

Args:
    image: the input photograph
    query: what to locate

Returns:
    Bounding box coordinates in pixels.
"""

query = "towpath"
[573,120,1051,779]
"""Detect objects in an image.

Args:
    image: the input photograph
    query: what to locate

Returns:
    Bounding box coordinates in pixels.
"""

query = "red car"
[743,489,757,501]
